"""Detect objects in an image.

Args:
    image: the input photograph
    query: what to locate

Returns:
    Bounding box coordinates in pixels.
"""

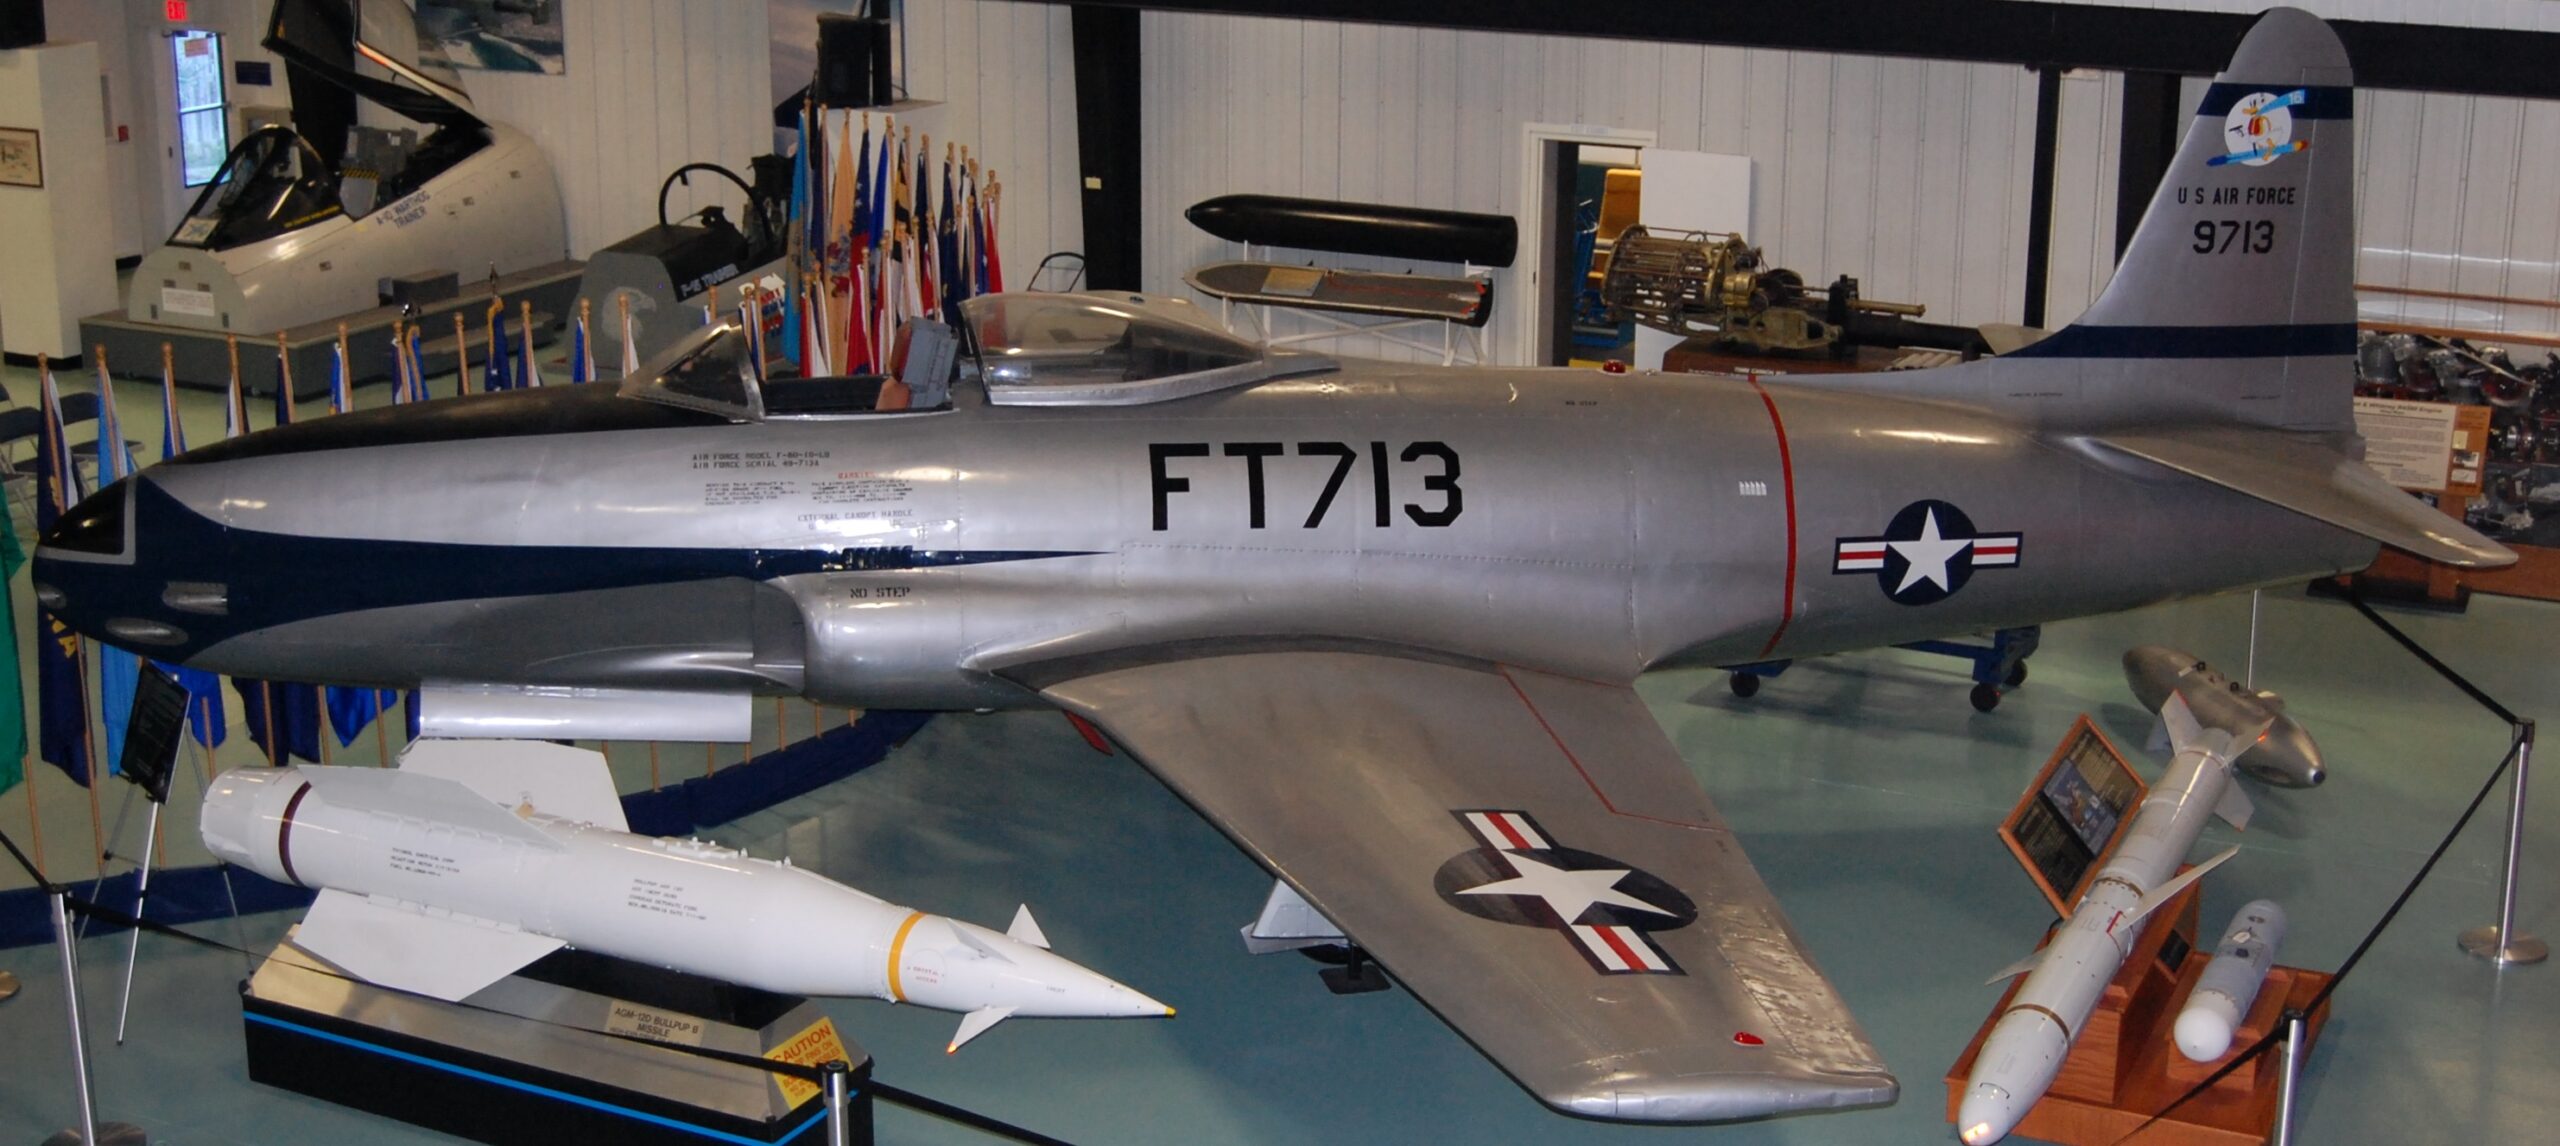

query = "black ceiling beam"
[1035,1,2560,102]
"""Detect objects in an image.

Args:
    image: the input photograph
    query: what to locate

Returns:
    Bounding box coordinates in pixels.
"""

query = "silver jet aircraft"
[34,8,2507,1125]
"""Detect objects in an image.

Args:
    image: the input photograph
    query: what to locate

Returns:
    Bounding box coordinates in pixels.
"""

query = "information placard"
[2353,395,2459,492]
[2000,715,2147,915]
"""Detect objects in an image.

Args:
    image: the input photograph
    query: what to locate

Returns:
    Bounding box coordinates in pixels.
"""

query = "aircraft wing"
[1031,650,1896,1122]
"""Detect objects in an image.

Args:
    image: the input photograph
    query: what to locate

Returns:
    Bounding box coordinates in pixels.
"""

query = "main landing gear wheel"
[1970,683,2003,713]
[1729,672,1762,698]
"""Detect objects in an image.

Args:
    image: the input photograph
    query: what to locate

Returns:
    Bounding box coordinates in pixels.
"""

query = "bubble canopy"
[962,292,1334,406]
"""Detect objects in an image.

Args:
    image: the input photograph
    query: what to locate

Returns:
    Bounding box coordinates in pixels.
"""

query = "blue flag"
[326,686,379,748]
[485,309,513,393]
[782,108,810,367]
[273,347,295,427]
[570,311,590,384]
[33,362,94,785]
[92,362,140,776]
[236,678,323,764]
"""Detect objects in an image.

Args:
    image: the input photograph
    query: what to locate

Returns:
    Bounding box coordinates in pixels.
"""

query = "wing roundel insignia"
[1831,498,2021,606]
[1433,810,1696,975]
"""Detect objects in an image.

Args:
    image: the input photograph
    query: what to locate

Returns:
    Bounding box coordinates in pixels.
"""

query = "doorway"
[1516,124,1653,367]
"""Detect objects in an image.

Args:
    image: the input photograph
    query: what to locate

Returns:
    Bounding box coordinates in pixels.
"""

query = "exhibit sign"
[2352,395,2491,495]
[2000,716,2147,915]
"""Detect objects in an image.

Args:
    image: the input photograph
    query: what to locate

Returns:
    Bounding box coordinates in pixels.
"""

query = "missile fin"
[2128,846,2241,927]
[2214,781,2256,831]
[294,889,564,1002]
[398,739,629,831]
[297,766,563,851]
[947,1005,1016,1054]
[1007,904,1051,949]
[1984,951,2044,985]
[951,921,1017,965]
[2147,717,2172,755]
[2160,691,2205,754]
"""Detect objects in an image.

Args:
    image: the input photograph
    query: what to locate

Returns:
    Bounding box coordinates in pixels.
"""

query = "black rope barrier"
[2108,590,2529,1143]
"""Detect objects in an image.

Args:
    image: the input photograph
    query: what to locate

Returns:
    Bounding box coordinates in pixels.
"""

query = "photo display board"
[2000,715,2147,915]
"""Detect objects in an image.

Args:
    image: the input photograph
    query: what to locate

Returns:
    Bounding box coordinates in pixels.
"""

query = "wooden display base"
[1946,879,2334,1145]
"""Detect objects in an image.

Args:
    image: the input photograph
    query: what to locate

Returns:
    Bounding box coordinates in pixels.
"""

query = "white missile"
[2175,899,2288,1062]
[199,740,1171,1052]
[1956,693,2263,1145]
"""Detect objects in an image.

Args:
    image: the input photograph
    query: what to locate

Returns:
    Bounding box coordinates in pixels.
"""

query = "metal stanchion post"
[39,893,145,1146]
[2245,588,2263,687]
[52,892,98,1146]
[2272,1012,2306,1146]
[115,800,162,1043]
[822,1059,852,1146]
[2462,720,2548,965]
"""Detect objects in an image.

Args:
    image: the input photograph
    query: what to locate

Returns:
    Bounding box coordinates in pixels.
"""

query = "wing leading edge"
[1032,650,1895,1123]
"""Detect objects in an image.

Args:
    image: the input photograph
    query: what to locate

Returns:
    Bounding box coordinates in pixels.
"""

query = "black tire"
[1730,673,1762,698]
[1970,683,2002,713]
[2004,661,2029,688]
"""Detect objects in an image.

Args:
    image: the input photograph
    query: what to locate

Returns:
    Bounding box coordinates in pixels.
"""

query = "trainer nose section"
[31,477,194,654]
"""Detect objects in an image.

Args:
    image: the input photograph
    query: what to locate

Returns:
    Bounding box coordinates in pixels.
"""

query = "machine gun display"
[1597,226,1987,359]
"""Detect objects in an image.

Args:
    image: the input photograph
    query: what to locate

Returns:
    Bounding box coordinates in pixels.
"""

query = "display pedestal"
[1944,881,2333,1145]
[242,928,868,1146]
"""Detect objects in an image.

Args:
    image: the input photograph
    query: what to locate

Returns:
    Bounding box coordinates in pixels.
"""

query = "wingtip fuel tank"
[201,741,1169,1051]
[2124,645,2326,787]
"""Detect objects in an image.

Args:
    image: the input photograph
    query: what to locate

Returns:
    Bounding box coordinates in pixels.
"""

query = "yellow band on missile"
[886,911,926,1003]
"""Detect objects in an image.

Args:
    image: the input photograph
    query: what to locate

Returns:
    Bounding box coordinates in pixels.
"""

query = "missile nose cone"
[914,917,1174,1021]
[1956,1082,2019,1144]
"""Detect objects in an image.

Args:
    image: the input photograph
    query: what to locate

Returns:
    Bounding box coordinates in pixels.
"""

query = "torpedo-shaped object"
[199,740,1170,1051]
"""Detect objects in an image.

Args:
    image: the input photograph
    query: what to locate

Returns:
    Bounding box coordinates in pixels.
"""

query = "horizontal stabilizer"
[399,739,629,831]
[296,766,562,851]
[295,889,564,1002]
[2090,427,2516,568]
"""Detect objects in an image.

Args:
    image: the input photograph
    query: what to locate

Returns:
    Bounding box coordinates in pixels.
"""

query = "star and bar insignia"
[1433,810,1697,975]
[1832,499,2021,606]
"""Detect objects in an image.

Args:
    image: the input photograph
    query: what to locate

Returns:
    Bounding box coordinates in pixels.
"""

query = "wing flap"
[1035,651,1894,1123]
[2089,426,2516,567]
[294,888,565,1002]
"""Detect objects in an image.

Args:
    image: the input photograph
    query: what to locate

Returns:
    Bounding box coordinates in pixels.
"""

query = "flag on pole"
[92,352,140,777]
[33,359,94,785]
[782,103,810,368]
[0,478,27,794]
[224,335,250,439]
[237,681,323,764]
[155,348,226,748]
[405,322,429,403]
[620,294,641,378]
[485,302,513,393]
[328,329,354,416]
[846,260,875,375]
[520,300,543,388]
[273,335,297,427]
[985,173,1006,294]
[572,299,593,384]
[801,278,833,377]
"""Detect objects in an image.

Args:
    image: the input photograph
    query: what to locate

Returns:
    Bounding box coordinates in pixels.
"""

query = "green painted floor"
[2,580,2555,1144]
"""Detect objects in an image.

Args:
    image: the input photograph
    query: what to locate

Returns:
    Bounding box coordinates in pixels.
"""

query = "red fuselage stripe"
[1747,379,1799,658]
[276,781,313,888]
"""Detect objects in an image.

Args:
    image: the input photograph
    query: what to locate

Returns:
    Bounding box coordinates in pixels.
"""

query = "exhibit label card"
[2353,396,2457,492]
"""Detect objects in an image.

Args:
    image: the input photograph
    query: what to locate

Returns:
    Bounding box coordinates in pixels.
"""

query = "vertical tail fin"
[2002,9,2356,433]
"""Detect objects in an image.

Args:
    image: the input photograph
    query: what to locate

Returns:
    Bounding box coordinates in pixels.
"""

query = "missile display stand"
[242,927,870,1146]
[1944,877,2333,1145]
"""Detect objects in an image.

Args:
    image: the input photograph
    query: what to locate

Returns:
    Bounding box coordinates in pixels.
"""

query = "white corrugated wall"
[1111,8,2560,356]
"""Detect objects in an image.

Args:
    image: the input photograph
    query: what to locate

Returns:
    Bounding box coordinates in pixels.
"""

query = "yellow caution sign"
[765,1017,851,1108]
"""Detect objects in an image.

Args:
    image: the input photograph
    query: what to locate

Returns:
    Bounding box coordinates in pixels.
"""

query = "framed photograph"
[1999,714,2148,916]
[0,127,41,189]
